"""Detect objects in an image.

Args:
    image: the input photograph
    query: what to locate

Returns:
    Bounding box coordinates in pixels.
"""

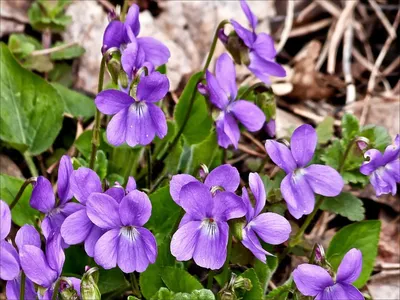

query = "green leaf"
[320,192,365,221]
[49,63,73,87]
[342,171,370,185]
[74,130,111,159]
[320,140,343,170]
[327,220,381,288]
[161,267,203,293]
[94,150,108,180]
[98,268,129,294]
[254,256,278,293]
[174,72,212,145]
[8,34,42,58]
[22,54,55,73]
[140,240,175,299]
[50,42,85,60]
[181,131,221,175]
[265,278,293,300]
[0,174,39,226]
[316,116,335,144]
[28,1,71,32]
[147,186,180,243]
[341,113,360,141]
[0,44,64,155]
[51,83,95,118]
[241,269,263,300]
[360,125,392,152]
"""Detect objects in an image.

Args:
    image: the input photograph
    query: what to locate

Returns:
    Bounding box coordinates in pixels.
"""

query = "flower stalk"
[10,177,37,210]
[89,56,106,169]
[23,153,38,177]
[130,273,141,298]
[20,272,26,300]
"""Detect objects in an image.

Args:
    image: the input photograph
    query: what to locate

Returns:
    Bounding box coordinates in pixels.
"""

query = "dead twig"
[296,2,318,23]
[368,0,397,38]
[360,11,400,126]
[277,0,295,54]
[288,18,332,38]
[242,131,265,153]
[327,0,358,74]
[31,42,78,56]
[342,15,356,105]
[237,144,265,158]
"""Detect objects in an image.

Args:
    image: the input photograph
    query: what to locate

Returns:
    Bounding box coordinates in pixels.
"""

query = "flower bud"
[265,119,276,138]
[314,244,325,264]
[105,50,123,85]
[60,278,79,300]
[80,267,101,300]
[218,291,238,300]
[197,82,209,96]
[225,32,247,65]
[234,276,252,291]
[355,137,370,151]
[230,218,246,241]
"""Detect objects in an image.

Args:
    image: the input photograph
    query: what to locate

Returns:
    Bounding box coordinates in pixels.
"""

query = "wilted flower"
[204,54,265,149]
[293,248,364,299]
[95,71,169,147]
[30,155,81,246]
[265,124,344,219]
[221,0,286,83]
[102,4,170,77]
[241,173,291,262]
[86,190,157,273]
[0,201,36,299]
[61,168,136,257]
[360,135,399,196]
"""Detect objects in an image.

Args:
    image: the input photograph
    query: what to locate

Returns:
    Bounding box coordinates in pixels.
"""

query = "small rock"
[63,1,109,94]
[276,108,303,138]
[0,155,23,178]
[0,18,24,38]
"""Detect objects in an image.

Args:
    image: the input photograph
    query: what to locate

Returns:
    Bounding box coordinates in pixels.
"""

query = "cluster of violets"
[1,1,399,299]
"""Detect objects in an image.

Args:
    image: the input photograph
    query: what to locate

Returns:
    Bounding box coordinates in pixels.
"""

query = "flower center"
[202,218,218,237]
[120,226,139,241]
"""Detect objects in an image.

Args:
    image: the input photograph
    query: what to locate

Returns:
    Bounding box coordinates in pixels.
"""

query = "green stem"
[130,273,141,298]
[149,172,168,194]
[238,82,269,100]
[23,153,38,177]
[203,19,230,73]
[338,138,357,174]
[121,0,130,21]
[10,178,36,210]
[221,231,233,285]
[156,20,229,165]
[89,56,106,170]
[257,156,269,173]
[20,271,26,300]
[207,270,215,290]
[147,146,152,189]
[51,278,61,300]
[280,197,324,261]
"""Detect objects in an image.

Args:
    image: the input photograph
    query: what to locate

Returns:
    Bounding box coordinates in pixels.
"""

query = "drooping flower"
[265,124,344,219]
[293,248,364,300]
[30,155,81,246]
[0,201,36,299]
[170,164,241,205]
[61,167,136,257]
[360,135,399,196]
[95,71,169,147]
[204,53,265,149]
[265,119,276,137]
[86,190,157,273]
[170,165,246,269]
[241,173,291,262]
[221,0,286,84]
[19,227,81,299]
[102,4,170,77]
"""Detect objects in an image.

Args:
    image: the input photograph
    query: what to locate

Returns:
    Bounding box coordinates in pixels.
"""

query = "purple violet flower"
[293,248,364,299]
[95,71,169,147]
[241,173,291,262]
[102,4,170,78]
[205,53,265,149]
[170,164,247,269]
[360,135,399,196]
[0,201,36,299]
[85,190,157,273]
[227,0,286,83]
[30,155,81,246]
[264,119,276,137]
[265,124,344,219]
[61,167,136,257]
